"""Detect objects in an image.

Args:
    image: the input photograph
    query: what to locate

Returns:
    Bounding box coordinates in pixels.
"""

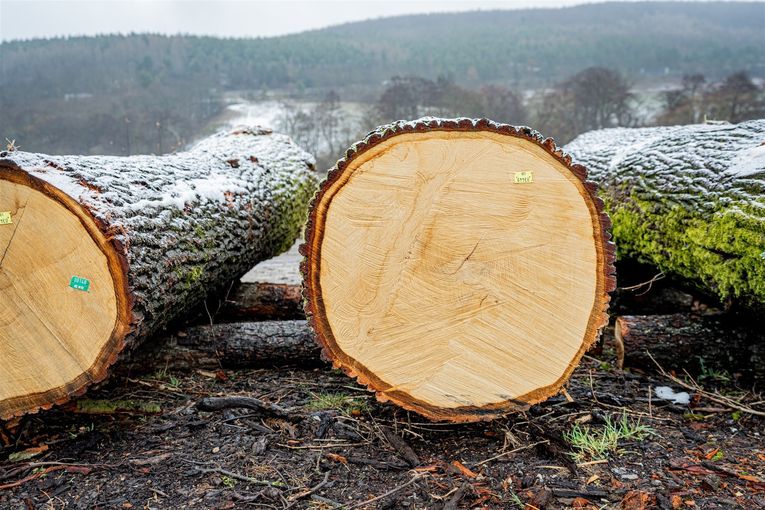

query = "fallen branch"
[191,466,288,489]
[122,320,320,374]
[0,465,92,491]
[345,472,428,510]
[285,471,330,507]
[196,396,301,420]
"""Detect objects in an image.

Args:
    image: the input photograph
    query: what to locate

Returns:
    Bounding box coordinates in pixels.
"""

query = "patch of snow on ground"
[654,386,690,405]
[225,101,285,130]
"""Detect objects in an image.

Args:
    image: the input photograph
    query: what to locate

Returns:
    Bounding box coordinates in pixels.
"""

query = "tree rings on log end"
[301,119,615,422]
[0,166,130,420]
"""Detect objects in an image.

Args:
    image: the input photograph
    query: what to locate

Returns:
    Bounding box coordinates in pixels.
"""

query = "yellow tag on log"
[514,171,533,184]
[0,212,11,225]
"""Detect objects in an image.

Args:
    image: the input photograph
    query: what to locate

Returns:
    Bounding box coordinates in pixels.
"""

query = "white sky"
[0,0,747,42]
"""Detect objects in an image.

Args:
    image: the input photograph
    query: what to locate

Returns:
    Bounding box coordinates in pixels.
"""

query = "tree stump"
[0,126,318,419]
[301,118,615,422]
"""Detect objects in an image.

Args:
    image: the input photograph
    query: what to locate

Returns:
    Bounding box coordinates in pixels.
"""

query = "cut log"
[301,118,615,422]
[614,314,765,383]
[121,320,319,373]
[0,126,318,419]
[566,120,765,310]
[218,282,305,321]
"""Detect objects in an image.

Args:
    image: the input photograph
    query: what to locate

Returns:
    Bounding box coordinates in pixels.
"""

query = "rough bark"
[121,320,319,373]
[218,282,305,321]
[615,314,765,383]
[566,120,765,309]
[302,118,615,422]
[0,126,319,419]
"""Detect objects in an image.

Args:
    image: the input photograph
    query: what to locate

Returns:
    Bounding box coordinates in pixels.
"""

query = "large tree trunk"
[0,127,318,419]
[614,314,765,383]
[566,120,765,309]
[301,118,615,422]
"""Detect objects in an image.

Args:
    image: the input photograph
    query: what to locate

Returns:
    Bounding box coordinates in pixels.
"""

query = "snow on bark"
[566,119,765,307]
[0,125,319,347]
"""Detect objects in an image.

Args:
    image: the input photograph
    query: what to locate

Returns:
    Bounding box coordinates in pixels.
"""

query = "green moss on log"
[567,120,765,308]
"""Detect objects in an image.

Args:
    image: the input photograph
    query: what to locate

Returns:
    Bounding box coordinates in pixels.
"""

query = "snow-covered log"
[567,120,765,309]
[0,126,319,419]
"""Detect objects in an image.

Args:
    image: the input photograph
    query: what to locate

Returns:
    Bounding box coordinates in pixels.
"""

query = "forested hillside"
[1,2,763,155]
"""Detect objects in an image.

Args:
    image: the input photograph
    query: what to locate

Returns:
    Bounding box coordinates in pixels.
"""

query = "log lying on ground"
[614,314,765,383]
[218,282,304,321]
[301,118,615,422]
[566,120,765,310]
[121,320,319,373]
[0,127,318,419]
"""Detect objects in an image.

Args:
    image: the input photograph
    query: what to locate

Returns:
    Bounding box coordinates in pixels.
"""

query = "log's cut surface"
[566,120,765,309]
[301,118,615,422]
[0,127,318,419]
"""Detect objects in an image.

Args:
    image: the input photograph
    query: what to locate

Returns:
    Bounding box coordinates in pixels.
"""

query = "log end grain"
[0,165,132,420]
[301,118,616,422]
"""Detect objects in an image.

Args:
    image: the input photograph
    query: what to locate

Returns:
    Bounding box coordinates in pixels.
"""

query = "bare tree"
[706,71,763,123]
[535,67,635,143]
[657,73,706,125]
[315,90,342,156]
[656,71,763,125]
[480,85,528,125]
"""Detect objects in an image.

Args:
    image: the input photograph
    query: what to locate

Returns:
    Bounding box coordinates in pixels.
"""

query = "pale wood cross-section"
[302,119,615,422]
[0,178,120,415]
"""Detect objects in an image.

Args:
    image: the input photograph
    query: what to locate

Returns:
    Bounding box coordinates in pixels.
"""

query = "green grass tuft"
[565,413,653,462]
[305,392,368,414]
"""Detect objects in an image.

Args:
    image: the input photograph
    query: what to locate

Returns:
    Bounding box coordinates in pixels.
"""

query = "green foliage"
[698,359,732,384]
[305,392,369,414]
[565,413,653,462]
[75,399,162,414]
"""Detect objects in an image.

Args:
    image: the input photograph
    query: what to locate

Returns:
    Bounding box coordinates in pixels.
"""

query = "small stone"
[612,467,639,480]
[701,474,721,491]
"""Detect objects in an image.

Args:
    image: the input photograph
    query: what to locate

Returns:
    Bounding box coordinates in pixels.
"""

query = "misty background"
[1,0,764,171]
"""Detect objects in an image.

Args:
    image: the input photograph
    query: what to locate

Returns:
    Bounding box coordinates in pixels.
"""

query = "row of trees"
[657,71,764,126]
[279,68,764,170]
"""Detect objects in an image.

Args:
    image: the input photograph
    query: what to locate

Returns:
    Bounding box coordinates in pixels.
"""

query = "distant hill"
[1,2,763,155]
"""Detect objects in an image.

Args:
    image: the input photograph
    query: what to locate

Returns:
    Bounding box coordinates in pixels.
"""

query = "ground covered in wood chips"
[0,355,763,510]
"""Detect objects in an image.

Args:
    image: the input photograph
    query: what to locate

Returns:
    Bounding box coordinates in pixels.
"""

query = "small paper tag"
[514,171,533,184]
[0,212,11,224]
[69,276,90,292]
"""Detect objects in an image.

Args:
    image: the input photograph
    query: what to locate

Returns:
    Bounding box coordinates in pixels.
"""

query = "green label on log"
[69,276,90,292]
[514,171,533,184]
[0,212,11,224]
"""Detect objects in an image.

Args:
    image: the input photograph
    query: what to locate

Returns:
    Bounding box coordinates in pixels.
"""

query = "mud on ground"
[1,355,763,509]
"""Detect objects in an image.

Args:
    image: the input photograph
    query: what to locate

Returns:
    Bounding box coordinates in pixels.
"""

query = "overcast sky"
[0,0,748,42]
